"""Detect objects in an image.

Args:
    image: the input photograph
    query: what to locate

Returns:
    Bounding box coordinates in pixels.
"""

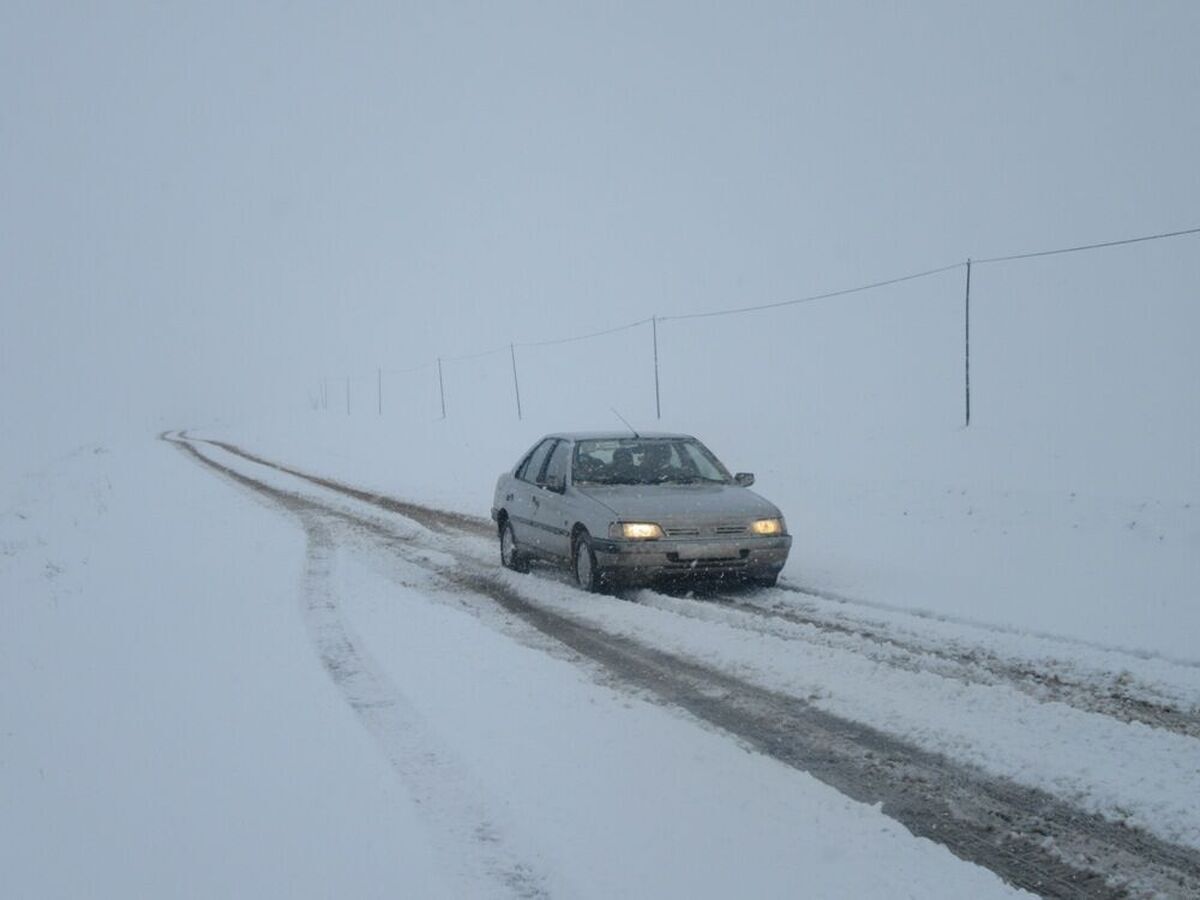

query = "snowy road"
[162,432,1200,898]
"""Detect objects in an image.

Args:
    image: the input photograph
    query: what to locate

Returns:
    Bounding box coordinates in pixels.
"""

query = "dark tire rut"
[169,433,1200,899]
[190,433,1200,741]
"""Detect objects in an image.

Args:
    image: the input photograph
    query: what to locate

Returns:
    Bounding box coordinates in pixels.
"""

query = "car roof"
[544,431,696,442]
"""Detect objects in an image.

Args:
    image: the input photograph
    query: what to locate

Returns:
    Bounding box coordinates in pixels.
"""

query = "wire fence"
[314,224,1200,427]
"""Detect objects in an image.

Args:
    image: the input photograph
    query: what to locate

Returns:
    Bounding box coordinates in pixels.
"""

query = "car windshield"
[572,438,731,486]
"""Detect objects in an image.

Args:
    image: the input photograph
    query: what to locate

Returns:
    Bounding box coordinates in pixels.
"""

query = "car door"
[508,438,555,550]
[532,439,573,560]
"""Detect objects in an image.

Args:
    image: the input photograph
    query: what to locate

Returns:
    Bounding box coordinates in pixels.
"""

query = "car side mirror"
[734,472,755,487]
[544,474,566,494]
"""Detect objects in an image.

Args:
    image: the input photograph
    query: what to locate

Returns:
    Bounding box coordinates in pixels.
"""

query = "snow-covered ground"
[6,4,1199,897]
[0,440,465,898]
[197,405,1200,664]
[2,435,1046,897]
[182,434,1200,855]
[6,352,1199,897]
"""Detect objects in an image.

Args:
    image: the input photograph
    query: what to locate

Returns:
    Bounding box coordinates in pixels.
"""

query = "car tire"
[573,532,602,593]
[500,520,529,573]
[751,570,781,589]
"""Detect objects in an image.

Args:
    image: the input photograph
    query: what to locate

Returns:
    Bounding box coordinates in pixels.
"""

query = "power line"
[317,221,1199,416]
[515,317,653,349]
[660,263,965,323]
[441,345,507,363]
[974,224,1200,266]
[658,223,1200,324]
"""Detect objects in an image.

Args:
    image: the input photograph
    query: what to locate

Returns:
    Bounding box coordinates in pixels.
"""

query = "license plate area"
[670,543,745,561]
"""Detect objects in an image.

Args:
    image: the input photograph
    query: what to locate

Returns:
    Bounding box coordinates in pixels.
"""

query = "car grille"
[663,523,748,538]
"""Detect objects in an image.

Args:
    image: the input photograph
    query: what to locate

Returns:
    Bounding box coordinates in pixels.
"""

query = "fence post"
[652,316,662,420]
[964,258,972,429]
[437,357,446,419]
[509,343,523,420]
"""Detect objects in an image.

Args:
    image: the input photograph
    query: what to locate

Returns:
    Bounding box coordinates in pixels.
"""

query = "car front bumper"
[590,534,792,582]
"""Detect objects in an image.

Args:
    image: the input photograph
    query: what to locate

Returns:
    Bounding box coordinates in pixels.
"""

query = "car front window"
[573,438,730,486]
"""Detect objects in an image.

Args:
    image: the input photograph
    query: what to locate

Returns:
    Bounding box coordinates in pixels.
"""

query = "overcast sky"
[3,1,1198,452]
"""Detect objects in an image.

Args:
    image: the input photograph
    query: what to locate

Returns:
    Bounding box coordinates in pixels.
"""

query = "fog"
[3,2,1198,470]
[5,8,1200,891]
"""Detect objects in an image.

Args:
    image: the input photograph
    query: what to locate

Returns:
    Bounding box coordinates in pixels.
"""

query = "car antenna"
[611,407,640,439]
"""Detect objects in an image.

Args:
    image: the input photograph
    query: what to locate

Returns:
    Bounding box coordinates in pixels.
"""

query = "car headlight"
[610,522,664,540]
[751,517,785,536]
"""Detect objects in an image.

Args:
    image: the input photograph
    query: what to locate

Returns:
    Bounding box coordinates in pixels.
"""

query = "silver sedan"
[491,431,792,592]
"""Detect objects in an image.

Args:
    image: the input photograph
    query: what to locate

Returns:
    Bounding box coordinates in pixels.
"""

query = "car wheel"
[751,570,780,589]
[500,520,529,573]
[573,532,602,593]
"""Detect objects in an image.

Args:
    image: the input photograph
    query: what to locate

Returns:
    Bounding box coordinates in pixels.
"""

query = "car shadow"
[519,559,761,601]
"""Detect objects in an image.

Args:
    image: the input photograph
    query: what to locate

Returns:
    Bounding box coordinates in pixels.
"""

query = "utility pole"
[652,316,662,420]
[509,344,523,420]
[437,358,446,419]
[964,258,972,429]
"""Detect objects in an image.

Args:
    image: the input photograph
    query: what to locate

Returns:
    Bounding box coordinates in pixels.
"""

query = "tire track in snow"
[171,432,1200,899]
[189,432,1200,742]
[649,587,1200,739]
[166,435,549,899]
[189,434,492,537]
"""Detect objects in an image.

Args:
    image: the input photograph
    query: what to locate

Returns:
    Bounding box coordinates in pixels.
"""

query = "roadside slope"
[0,437,465,898]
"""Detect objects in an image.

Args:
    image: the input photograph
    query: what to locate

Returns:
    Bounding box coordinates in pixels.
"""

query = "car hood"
[576,483,781,523]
